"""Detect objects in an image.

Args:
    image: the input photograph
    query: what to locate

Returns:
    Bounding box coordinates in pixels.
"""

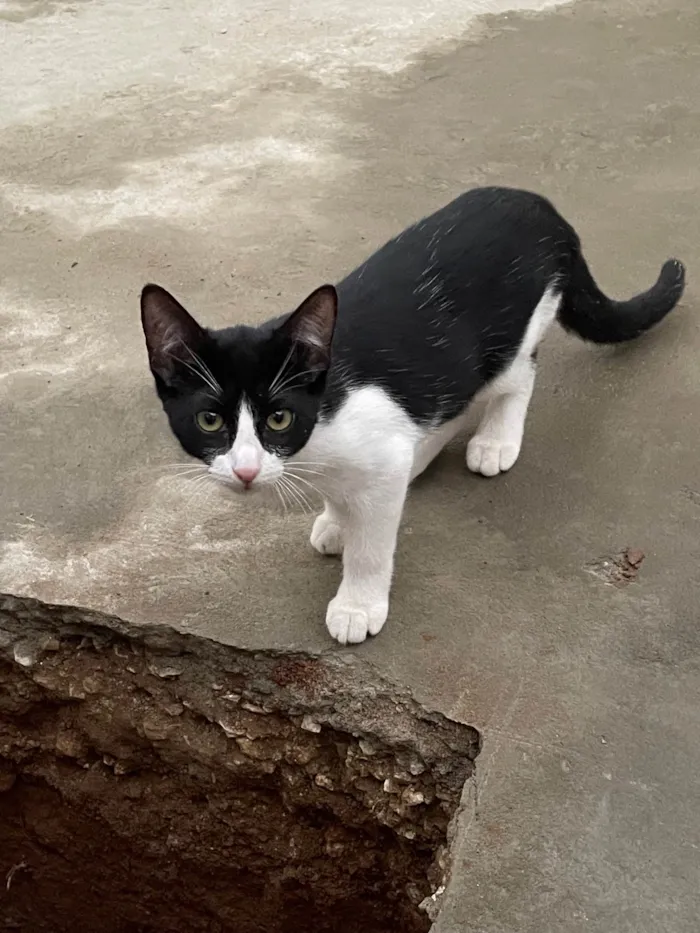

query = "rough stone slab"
[1,594,479,930]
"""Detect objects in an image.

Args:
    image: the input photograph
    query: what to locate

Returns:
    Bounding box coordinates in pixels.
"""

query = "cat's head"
[140,283,337,493]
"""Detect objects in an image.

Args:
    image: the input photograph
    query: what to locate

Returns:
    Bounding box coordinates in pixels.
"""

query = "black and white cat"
[141,186,685,645]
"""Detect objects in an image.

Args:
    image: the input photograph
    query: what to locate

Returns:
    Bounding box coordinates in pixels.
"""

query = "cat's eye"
[266,409,294,432]
[196,411,224,433]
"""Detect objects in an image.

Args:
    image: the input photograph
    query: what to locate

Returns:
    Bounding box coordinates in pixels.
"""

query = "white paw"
[325,598,388,645]
[310,511,343,555]
[466,435,520,477]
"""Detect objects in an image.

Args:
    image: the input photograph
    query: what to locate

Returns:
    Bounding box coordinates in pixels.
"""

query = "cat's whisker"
[271,383,309,398]
[271,368,320,397]
[287,476,317,514]
[287,459,328,467]
[151,464,207,475]
[269,345,296,396]
[150,470,205,483]
[272,480,290,516]
[277,482,292,514]
[168,342,222,398]
[162,470,211,488]
[179,473,216,511]
[205,470,232,485]
[153,463,206,470]
[188,472,234,507]
[284,470,325,500]
[278,475,306,513]
[278,475,312,515]
[272,368,316,391]
[170,354,221,398]
[276,476,299,512]
[286,460,329,472]
[286,465,339,496]
[181,342,222,397]
[292,489,314,516]
[168,476,210,491]
[185,471,217,491]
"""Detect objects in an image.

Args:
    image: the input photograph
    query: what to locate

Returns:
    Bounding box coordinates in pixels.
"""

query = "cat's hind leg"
[466,356,536,476]
[467,285,560,477]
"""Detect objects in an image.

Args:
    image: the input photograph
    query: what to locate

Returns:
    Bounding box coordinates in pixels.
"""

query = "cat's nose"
[233,465,260,485]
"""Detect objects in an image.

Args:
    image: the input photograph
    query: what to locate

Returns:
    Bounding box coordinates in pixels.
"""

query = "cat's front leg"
[325,456,411,645]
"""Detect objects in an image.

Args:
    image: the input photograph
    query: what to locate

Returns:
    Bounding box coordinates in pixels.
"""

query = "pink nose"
[233,465,260,485]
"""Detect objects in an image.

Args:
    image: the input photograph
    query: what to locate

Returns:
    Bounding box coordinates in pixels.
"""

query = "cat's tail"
[558,248,685,344]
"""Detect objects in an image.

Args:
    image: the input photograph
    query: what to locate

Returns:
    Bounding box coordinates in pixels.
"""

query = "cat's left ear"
[279,285,338,368]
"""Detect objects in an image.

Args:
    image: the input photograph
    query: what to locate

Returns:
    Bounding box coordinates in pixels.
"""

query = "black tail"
[558,249,685,344]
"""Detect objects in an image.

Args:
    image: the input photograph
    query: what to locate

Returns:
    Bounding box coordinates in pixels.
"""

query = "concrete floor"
[2,0,700,929]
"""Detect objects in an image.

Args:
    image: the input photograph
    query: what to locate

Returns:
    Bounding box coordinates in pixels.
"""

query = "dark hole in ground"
[0,598,480,933]
[0,770,428,933]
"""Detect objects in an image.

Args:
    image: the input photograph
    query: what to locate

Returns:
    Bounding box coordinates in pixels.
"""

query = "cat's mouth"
[229,476,271,496]
[227,478,259,494]
[207,466,264,495]
[207,465,295,505]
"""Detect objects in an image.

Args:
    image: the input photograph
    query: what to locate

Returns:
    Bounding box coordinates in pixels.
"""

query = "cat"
[141,186,685,645]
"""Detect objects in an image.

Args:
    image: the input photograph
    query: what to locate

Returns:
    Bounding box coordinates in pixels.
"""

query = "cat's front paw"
[325,597,388,645]
[310,511,343,556]
[466,435,520,477]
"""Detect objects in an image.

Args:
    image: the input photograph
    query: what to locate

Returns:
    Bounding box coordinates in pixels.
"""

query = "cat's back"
[332,186,571,353]
[335,187,571,330]
[321,187,574,420]
[340,187,563,288]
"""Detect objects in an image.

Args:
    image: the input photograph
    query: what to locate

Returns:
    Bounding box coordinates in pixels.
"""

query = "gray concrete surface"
[1,0,699,929]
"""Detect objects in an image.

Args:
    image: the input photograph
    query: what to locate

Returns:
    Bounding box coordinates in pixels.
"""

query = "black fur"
[142,186,685,462]
[141,285,336,462]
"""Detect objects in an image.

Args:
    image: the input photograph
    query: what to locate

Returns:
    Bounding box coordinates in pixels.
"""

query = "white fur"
[467,285,560,476]
[410,411,470,481]
[209,402,284,489]
[209,287,560,644]
[302,386,420,644]
[304,287,560,644]
[310,506,343,555]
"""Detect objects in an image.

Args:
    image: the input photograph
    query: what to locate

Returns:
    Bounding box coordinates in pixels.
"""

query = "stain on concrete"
[586,547,646,587]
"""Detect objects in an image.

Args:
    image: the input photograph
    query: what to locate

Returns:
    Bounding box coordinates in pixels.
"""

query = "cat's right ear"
[279,284,338,369]
[141,284,207,385]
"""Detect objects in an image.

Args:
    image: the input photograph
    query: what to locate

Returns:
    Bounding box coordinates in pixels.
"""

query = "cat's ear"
[141,284,207,384]
[280,285,337,368]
